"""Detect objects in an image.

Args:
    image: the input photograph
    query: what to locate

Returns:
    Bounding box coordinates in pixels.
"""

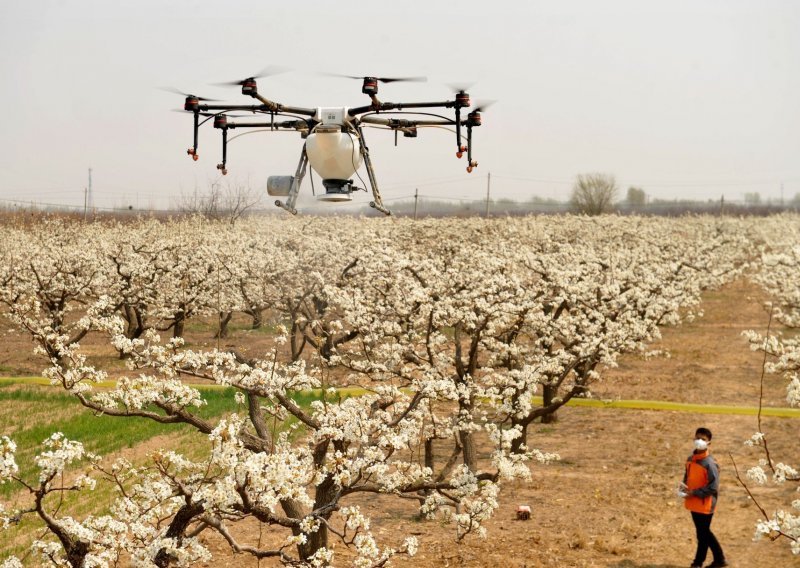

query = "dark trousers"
[691,511,725,565]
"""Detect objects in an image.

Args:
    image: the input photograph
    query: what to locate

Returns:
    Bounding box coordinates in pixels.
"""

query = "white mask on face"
[694,438,709,451]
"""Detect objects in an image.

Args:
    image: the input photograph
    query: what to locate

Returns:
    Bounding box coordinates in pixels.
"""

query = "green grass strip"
[0,384,239,498]
[3,377,798,417]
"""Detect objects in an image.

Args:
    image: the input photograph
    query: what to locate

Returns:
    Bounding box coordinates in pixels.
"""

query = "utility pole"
[414,188,419,220]
[84,167,93,221]
[485,172,491,218]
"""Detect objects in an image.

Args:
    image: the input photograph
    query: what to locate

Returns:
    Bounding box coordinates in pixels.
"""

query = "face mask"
[694,438,709,451]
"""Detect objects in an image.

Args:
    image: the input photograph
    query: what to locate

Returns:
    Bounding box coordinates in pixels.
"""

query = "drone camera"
[403,127,418,138]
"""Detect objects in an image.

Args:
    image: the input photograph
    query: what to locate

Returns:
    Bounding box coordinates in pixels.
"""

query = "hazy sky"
[1,0,798,212]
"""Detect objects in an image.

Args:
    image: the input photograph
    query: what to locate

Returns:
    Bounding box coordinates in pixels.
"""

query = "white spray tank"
[305,108,363,201]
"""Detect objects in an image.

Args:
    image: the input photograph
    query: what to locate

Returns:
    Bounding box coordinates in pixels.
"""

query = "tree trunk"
[173,315,185,339]
[289,321,306,362]
[460,430,478,472]
[119,305,146,358]
[215,311,233,339]
[510,416,532,455]
[153,501,205,567]
[280,443,339,564]
[280,497,330,564]
[541,384,559,424]
[171,302,188,339]
[249,308,264,330]
[425,438,435,471]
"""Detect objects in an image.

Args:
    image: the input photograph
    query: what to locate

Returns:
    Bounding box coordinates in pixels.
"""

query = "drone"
[171,68,489,215]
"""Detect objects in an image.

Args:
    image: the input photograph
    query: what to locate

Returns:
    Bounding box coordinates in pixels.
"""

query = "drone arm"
[348,100,459,117]
[249,93,317,117]
[359,116,456,127]
[200,104,268,112]
[222,120,306,130]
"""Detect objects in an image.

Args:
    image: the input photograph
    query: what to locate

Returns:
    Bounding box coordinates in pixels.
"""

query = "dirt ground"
[192,279,797,567]
[2,278,798,567]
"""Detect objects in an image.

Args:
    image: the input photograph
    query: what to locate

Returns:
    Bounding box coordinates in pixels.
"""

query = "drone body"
[301,109,364,201]
[173,72,488,215]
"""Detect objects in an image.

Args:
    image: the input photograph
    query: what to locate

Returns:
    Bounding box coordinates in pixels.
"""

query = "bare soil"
[193,279,799,567]
[2,278,798,567]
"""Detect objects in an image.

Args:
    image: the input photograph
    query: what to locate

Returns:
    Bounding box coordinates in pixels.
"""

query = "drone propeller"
[470,100,496,114]
[159,87,221,101]
[325,73,427,97]
[211,65,290,89]
[466,101,495,128]
[446,83,476,108]
[160,88,223,112]
[447,82,475,93]
[327,73,427,84]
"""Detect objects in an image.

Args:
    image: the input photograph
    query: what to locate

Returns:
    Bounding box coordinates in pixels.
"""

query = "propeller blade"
[320,72,364,81]
[159,87,221,101]
[471,99,497,113]
[378,76,427,84]
[447,82,475,93]
[323,72,427,84]
[171,109,254,118]
[212,65,291,86]
[252,64,291,78]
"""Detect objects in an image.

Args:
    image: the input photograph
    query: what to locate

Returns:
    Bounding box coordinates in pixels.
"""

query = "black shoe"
[706,561,728,568]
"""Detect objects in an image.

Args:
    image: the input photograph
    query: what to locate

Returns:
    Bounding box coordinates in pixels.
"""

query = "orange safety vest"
[684,450,718,514]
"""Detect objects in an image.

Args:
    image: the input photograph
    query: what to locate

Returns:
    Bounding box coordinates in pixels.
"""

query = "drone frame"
[179,75,485,216]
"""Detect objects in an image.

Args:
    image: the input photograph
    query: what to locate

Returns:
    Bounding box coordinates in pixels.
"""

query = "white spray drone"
[170,67,489,215]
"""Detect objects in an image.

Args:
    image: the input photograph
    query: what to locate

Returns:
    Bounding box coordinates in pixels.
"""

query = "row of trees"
[741,216,800,553]
[569,173,796,216]
[0,214,763,565]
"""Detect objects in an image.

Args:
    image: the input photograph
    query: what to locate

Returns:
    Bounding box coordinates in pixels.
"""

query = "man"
[682,427,727,568]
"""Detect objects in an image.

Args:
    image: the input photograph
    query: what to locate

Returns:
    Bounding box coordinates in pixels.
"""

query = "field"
[1,215,799,567]
[1,276,797,567]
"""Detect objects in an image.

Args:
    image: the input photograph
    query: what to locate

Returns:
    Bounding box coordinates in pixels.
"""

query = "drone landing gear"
[357,126,391,216]
[274,146,308,215]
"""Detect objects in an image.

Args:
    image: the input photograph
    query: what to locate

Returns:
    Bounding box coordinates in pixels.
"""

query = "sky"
[0,0,798,213]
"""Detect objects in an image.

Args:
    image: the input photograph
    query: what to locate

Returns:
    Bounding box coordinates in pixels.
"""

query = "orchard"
[0,213,797,566]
